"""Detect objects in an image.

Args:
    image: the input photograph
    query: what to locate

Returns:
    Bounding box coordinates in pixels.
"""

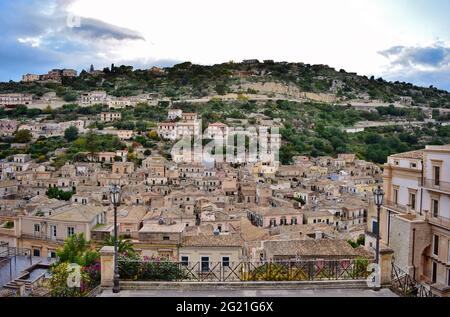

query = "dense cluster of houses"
[0,105,383,266]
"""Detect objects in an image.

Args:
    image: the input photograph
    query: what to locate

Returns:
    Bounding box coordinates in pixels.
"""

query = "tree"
[46,187,74,201]
[85,131,99,155]
[14,129,32,143]
[63,92,78,102]
[135,121,148,132]
[103,236,135,255]
[43,105,53,114]
[57,233,99,267]
[64,126,79,142]
[148,130,160,141]
[215,83,228,95]
[144,149,152,156]
[49,262,83,297]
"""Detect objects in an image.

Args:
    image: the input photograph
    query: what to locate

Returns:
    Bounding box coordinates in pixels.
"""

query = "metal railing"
[391,263,436,297]
[427,213,450,229]
[422,178,450,193]
[0,247,32,259]
[20,234,65,244]
[383,200,412,213]
[118,258,373,282]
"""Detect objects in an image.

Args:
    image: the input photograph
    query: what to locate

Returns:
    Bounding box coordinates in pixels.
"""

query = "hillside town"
[0,64,449,298]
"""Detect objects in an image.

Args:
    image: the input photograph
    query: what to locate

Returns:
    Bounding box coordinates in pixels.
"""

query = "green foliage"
[247,263,290,281]
[49,261,101,297]
[3,221,14,229]
[348,236,365,248]
[49,263,83,297]
[64,126,79,142]
[14,129,32,143]
[56,233,100,267]
[102,237,136,255]
[118,254,188,281]
[46,187,74,201]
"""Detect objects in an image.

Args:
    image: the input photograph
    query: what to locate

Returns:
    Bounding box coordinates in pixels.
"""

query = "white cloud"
[3,0,450,90]
[18,37,42,48]
[66,0,395,71]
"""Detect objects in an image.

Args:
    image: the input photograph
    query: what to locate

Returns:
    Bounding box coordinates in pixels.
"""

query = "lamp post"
[110,184,121,294]
[373,185,384,291]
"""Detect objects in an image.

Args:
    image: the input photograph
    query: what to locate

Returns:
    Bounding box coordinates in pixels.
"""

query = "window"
[181,256,189,266]
[432,199,439,218]
[393,189,399,204]
[50,225,57,239]
[33,249,41,257]
[433,166,441,186]
[432,262,437,284]
[34,224,40,233]
[448,269,450,287]
[222,257,230,267]
[409,193,416,211]
[448,242,450,264]
[433,235,439,256]
[201,257,210,272]
[163,236,170,241]
[372,220,379,235]
[270,218,276,227]
[67,227,75,237]
[49,251,57,259]
[410,163,417,169]
[291,218,298,225]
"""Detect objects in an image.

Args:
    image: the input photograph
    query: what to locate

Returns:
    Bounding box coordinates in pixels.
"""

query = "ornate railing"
[118,258,372,282]
[422,178,450,193]
[0,247,32,259]
[391,263,436,297]
[383,200,411,213]
[20,234,65,244]
[427,213,450,229]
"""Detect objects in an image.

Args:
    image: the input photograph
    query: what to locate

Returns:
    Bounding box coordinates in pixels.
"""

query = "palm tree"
[102,236,135,255]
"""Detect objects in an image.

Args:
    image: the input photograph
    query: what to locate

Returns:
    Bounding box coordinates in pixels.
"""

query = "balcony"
[427,214,450,229]
[422,178,450,194]
[20,234,65,244]
[383,200,412,214]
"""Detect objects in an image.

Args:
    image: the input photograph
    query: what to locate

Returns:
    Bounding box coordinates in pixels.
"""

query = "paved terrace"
[99,280,397,297]
[0,256,52,287]
[100,288,397,297]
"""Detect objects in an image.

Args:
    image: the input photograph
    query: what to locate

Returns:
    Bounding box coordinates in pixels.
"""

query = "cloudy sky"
[1,0,450,91]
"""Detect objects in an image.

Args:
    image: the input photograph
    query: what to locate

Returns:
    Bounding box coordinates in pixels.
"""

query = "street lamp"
[373,185,384,290]
[109,184,121,294]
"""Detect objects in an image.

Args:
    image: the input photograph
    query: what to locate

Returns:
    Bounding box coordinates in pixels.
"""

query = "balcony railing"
[421,178,450,193]
[383,200,412,214]
[20,233,65,244]
[391,263,436,297]
[427,213,450,229]
[118,259,373,282]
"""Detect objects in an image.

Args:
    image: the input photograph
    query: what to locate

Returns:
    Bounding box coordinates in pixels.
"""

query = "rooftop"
[182,234,243,247]
[264,239,364,258]
[139,222,185,233]
[390,150,424,160]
